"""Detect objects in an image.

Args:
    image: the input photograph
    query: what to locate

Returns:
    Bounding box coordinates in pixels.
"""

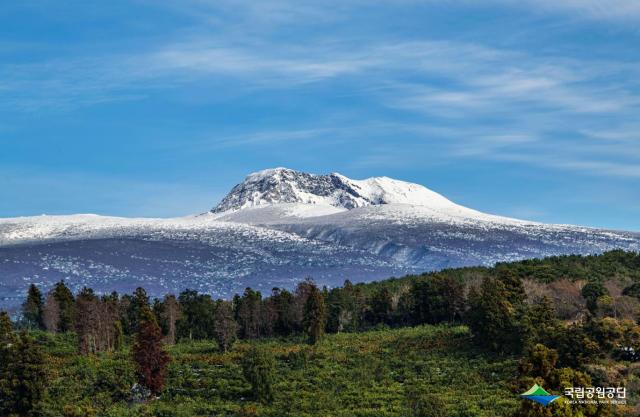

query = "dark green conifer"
[467,276,526,353]
[52,281,76,332]
[303,284,326,344]
[22,284,44,329]
[241,346,276,404]
[0,330,48,416]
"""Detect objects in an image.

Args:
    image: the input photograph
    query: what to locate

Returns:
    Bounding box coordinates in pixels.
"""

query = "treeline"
[19,279,334,350]
[14,275,475,351]
[15,250,640,353]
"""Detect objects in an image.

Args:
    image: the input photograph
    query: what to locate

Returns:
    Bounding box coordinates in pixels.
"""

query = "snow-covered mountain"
[1,168,638,310]
[213,167,458,212]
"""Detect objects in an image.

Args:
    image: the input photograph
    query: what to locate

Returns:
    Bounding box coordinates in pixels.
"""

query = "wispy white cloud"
[1,2,639,182]
[170,0,640,25]
[147,43,379,85]
[492,153,640,178]
[499,0,640,23]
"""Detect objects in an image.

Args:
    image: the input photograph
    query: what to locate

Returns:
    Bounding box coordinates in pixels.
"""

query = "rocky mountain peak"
[211,168,456,213]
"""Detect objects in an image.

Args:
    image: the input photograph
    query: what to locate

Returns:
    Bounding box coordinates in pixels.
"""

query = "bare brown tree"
[214,301,237,352]
[522,279,551,304]
[292,278,316,328]
[547,279,586,321]
[75,288,120,355]
[161,295,181,345]
[42,292,60,333]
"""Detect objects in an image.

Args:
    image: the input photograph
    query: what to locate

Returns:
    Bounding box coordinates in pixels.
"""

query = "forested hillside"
[1,250,639,416]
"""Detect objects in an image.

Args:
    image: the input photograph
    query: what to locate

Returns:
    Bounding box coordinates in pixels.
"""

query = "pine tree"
[235,288,263,339]
[52,281,76,332]
[369,287,394,325]
[176,290,216,340]
[242,346,276,404]
[467,276,526,354]
[495,268,526,306]
[132,306,171,397]
[214,301,237,352]
[581,281,608,314]
[303,284,326,344]
[522,296,562,349]
[126,287,151,334]
[0,312,16,374]
[411,274,465,325]
[0,331,48,416]
[22,284,44,329]
[268,288,296,336]
[0,311,13,344]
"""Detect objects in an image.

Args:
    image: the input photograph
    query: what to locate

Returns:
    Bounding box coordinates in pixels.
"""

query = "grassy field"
[36,325,519,417]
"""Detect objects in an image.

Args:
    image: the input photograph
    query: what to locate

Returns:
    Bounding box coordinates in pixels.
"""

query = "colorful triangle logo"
[520,384,561,406]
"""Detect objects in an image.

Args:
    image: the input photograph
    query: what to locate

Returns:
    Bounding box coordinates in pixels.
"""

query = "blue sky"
[1,1,639,230]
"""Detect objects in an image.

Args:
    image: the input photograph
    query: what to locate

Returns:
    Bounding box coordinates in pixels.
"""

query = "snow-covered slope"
[211,168,639,274]
[0,213,400,310]
[1,167,638,310]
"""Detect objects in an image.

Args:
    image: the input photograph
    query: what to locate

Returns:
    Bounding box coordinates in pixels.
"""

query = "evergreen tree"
[22,284,44,329]
[518,343,559,382]
[235,288,263,339]
[125,287,151,334]
[555,323,600,368]
[622,282,640,299]
[515,343,599,417]
[369,287,394,326]
[0,312,16,378]
[303,284,326,344]
[268,288,297,336]
[495,268,526,306]
[214,301,237,352]
[584,317,623,352]
[326,283,359,333]
[522,296,563,349]
[241,346,276,404]
[0,311,13,344]
[114,319,124,351]
[0,331,48,416]
[581,281,608,314]
[132,306,171,396]
[52,281,76,332]
[411,274,465,324]
[176,290,216,340]
[467,276,526,354]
